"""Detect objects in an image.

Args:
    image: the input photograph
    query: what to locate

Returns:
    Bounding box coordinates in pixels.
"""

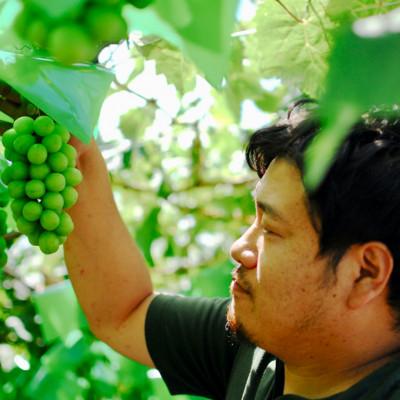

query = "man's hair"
[245,101,400,330]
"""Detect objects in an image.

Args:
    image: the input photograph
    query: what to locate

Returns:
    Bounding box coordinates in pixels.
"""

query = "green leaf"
[26,369,87,400]
[0,50,113,143]
[135,207,161,266]
[119,104,156,140]
[0,0,21,31]
[124,0,240,88]
[144,41,197,94]
[248,0,333,97]
[0,109,13,123]
[304,104,360,190]
[32,280,88,343]
[188,260,233,297]
[305,12,400,189]
[327,0,400,20]
[322,25,400,114]
[41,333,90,371]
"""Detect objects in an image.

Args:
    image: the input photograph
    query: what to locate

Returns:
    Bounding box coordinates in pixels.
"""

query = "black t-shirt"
[145,294,400,399]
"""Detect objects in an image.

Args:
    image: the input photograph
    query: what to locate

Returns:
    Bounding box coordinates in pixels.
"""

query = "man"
[65,103,400,399]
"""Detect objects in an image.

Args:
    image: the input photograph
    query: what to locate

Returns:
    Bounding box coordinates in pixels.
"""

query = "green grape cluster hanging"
[13,0,155,65]
[1,116,82,254]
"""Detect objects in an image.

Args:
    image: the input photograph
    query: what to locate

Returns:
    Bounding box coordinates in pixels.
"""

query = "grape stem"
[4,231,22,241]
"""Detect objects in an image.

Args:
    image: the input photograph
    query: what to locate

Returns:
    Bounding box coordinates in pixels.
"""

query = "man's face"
[227,158,339,359]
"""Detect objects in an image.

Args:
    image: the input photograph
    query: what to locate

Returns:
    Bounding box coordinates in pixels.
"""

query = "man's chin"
[226,301,252,343]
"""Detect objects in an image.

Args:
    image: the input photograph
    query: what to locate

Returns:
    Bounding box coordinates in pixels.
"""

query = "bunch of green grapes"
[13,0,129,65]
[1,115,82,254]
[0,186,9,267]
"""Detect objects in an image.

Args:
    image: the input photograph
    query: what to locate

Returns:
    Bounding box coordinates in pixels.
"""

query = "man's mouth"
[231,274,251,295]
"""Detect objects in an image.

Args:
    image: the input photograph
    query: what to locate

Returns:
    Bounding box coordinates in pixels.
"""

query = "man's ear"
[346,242,393,309]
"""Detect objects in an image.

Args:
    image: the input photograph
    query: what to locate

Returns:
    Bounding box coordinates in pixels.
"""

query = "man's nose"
[230,229,258,270]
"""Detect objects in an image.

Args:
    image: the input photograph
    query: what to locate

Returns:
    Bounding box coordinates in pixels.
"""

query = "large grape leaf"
[247,0,333,97]
[224,39,285,119]
[304,11,400,189]
[0,50,114,143]
[124,0,240,88]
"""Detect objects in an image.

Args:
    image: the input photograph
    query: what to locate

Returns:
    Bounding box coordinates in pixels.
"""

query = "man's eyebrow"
[252,189,287,223]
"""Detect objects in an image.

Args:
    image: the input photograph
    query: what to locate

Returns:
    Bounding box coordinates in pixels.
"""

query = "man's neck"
[283,353,398,399]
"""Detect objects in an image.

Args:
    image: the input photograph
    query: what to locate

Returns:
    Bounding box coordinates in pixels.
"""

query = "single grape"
[34,116,55,136]
[38,231,60,254]
[2,128,18,149]
[61,186,78,209]
[63,168,83,187]
[30,164,50,180]
[22,201,43,222]
[28,229,42,246]
[0,190,9,207]
[48,152,68,172]
[53,125,70,144]
[13,116,34,135]
[42,192,64,211]
[5,148,26,162]
[16,216,37,235]
[1,166,13,185]
[45,173,66,192]
[28,143,48,164]
[86,6,128,44]
[13,134,36,155]
[48,24,97,64]
[25,19,48,47]
[11,198,28,218]
[13,9,31,37]
[40,209,60,231]
[8,181,26,199]
[25,180,46,199]
[42,133,62,153]
[55,211,74,236]
[10,162,29,181]
[60,144,77,167]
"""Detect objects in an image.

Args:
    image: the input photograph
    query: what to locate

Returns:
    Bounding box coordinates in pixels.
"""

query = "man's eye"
[263,227,274,235]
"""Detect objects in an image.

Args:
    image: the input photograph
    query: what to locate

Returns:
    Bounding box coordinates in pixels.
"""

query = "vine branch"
[274,0,304,23]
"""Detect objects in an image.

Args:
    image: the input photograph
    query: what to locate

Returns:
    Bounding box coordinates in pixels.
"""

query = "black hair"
[245,100,400,330]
